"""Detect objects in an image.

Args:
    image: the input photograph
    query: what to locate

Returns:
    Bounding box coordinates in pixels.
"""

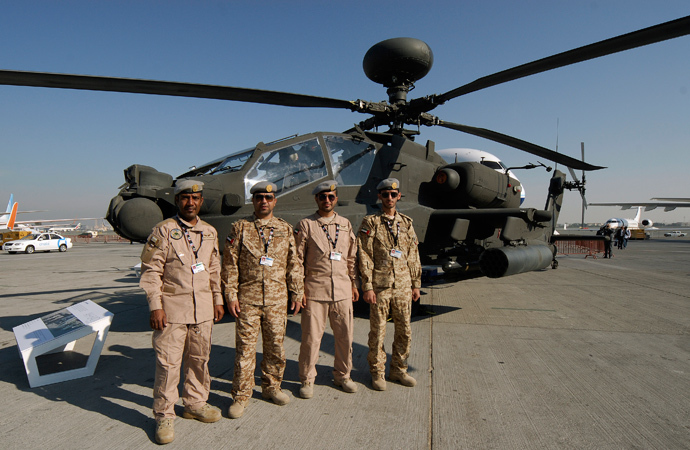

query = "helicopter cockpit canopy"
[242,135,378,203]
[179,147,255,178]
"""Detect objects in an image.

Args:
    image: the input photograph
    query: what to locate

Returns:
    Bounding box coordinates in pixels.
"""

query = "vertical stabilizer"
[7,202,18,230]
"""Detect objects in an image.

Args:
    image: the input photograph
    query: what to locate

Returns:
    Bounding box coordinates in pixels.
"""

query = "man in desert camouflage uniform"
[221,181,304,419]
[140,180,225,445]
[357,178,422,391]
[294,180,359,399]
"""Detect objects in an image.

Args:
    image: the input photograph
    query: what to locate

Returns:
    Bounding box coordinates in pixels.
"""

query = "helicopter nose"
[108,196,163,242]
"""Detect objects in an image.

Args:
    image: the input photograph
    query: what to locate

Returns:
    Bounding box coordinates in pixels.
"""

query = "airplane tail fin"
[633,206,642,223]
[6,202,18,230]
[1,194,14,225]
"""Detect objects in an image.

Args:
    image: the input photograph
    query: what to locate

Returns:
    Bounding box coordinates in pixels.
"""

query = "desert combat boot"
[155,418,175,445]
[334,377,358,393]
[181,403,222,423]
[390,371,417,387]
[228,398,247,419]
[299,381,314,399]
[262,388,290,405]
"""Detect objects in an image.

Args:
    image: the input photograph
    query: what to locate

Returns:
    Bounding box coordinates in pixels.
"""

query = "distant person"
[616,226,625,249]
[602,224,615,258]
[221,181,304,419]
[624,227,631,248]
[139,180,225,445]
[294,180,359,399]
[357,178,422,391]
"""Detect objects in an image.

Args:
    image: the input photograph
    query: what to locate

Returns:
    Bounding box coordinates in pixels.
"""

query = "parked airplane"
[589,205,653,229]
[48,223,82,233]
[0,195,100,231]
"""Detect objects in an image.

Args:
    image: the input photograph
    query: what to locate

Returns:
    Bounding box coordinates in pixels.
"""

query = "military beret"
[174,179,204,195]
[311,180,338,195]
[376,178,400,191]
[250,181,278,195]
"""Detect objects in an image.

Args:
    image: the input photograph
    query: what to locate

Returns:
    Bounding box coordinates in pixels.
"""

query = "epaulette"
[274,216,294,231]
[398,212,414,223]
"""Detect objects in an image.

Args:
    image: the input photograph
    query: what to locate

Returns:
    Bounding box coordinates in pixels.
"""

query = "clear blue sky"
[1,1,689,225]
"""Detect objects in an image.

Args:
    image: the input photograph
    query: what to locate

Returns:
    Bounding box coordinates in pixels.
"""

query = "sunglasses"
[253,194,275,201]
[318,193,337,201]
[379,191,399,199]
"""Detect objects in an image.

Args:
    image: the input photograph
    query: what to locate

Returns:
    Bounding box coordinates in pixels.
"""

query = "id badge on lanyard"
[390,249,403,259]
[330,251,342,261]
[191,262,206,273]
[260,255,274,266]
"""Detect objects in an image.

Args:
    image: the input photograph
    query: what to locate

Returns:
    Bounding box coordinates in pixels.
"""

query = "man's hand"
[363,290,376,304]
[214,305,225,322]
[228,300,241,318]
[412,288,421,302]
[352,287,360,303]
[150,309,167,330]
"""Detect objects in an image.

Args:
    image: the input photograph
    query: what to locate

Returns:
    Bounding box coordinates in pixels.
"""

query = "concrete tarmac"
[0,239,688,449]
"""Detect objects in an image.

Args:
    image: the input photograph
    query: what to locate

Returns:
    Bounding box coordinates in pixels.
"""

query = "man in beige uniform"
[221,181,304,419]
[140,180,225,445]
[295,180,359,399]
[357,178,422,391]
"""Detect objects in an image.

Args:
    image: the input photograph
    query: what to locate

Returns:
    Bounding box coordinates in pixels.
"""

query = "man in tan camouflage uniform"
[221,181,304,419]
[140,180,225,445]
[357,178,422,391]
[294,180,359,399]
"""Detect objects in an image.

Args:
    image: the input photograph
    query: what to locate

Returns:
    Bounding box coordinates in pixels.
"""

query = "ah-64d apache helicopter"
[1,15,688,279]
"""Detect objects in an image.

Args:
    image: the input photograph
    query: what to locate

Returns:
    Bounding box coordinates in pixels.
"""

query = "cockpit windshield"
[481,160,505,171]
[244,138,327,202]
[178,147,255,177]
[210,149,254,174]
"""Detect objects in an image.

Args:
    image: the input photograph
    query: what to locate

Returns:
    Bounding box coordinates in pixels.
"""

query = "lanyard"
[384,218,400,247]
[176,216,200,259]
[321,223,340,250]
[254,221,274,254]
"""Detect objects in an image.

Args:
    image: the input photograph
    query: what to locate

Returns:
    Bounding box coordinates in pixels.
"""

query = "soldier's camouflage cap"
[250,181,278,195]
[376,178,400,191]
[311,180,338,195]
[174,180,204,195]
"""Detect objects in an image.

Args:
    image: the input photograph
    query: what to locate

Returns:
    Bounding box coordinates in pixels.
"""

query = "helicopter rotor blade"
[433,15,690,105]
[436,120,605,171]
[568,166,580,182]
[0,70,358,110]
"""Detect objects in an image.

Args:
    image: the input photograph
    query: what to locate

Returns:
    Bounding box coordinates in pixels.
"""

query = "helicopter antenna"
[554,118,559,172]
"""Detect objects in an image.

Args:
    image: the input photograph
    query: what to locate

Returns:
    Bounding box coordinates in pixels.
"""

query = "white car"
[663,231,687,237]
[3,232,73,254]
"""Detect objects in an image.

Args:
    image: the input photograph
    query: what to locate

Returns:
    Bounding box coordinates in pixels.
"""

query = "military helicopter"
[1,15,688,279]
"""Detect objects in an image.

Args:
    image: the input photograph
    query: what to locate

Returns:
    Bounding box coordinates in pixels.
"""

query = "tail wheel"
[25,246,35,254]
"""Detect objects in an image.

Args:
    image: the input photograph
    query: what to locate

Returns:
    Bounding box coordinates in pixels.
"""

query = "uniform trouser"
[298,299,354,383]
[232,303,287,402]
[152,320,213,419]
[368,287,412,377]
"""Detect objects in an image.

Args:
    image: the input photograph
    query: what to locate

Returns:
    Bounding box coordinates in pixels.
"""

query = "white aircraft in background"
[48,223,82,233]
[588,205,653,229]
[436,148,526,205]
[0,194,100,231]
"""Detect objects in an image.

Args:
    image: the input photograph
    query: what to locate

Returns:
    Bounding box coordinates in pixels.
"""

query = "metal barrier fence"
[72,235,132,244]
[555,239,604,258]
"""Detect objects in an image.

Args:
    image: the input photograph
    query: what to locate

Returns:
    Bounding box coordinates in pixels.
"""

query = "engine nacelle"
[431,162,522,209]
[641,219,654,227]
